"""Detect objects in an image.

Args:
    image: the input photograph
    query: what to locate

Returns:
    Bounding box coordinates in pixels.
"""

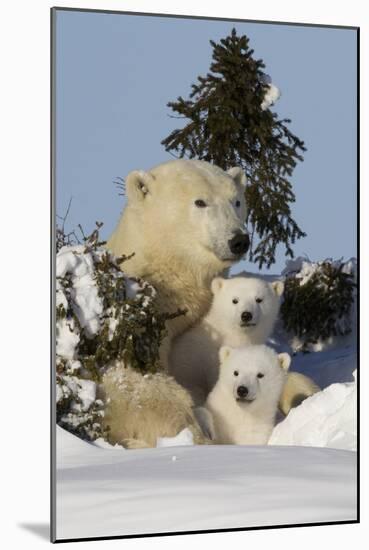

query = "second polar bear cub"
[169,276,284,405]
[206,345,291,445]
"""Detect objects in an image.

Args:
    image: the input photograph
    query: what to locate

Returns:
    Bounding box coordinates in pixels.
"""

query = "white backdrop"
[1,1,366,548]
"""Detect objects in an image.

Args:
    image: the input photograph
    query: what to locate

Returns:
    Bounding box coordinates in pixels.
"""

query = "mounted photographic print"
[51,7,359,543]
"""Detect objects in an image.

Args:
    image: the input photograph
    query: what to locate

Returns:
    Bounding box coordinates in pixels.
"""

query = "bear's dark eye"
[256,298,263,303]
[194,199,207,208]
[232,298,239,304]
[234,371,239,377]
[235,200,241,207]
[257,373,264,379]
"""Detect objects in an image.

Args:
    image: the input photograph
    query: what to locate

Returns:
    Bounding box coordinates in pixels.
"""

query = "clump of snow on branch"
[57,245,104,338]
[261,78,281,110]
[282,256,357,287]
[269,371,357,450]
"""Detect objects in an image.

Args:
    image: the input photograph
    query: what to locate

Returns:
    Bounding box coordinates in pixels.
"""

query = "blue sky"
[55,10,357,274]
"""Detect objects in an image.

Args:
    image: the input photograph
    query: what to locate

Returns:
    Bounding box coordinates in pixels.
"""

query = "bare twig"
[58,197,73,234]
[77,224,88,242]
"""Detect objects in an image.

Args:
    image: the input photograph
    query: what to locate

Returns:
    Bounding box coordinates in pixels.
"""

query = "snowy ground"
[56,426,356,540]
[55,255,357,540]
[56,332,357,540]
[269,345,357,449]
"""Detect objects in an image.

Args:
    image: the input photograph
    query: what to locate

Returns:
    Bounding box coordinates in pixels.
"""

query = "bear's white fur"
[102,159,318,447]
[206,345,291,445]
[102,160,249,447]
[107,160,249,354]
[169,276,284,405]
[100,364,208,448]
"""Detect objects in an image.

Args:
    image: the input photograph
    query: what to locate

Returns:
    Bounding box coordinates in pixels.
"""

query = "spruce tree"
[161,28,306,268]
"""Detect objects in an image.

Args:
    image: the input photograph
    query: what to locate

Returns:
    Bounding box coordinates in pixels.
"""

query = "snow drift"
[56,426,356,540]
[270,371,357,450]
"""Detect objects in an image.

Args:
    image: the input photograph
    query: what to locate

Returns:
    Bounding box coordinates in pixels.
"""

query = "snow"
[282,256,357,279]
[125,278,145,299]
[156,428,194,448]
[56,245,155,351]
[57,375,98,412]
[56,384,63,404]
[261,83,281,110]
[108,316,118,340]
[270,371,357,450]
[56,426,356,540]
[55,250,357,539]
[57,245,103,336]
[282,256,357,288]
[92,437,126,450]
[73,378,97,412]
[56,317,79,360]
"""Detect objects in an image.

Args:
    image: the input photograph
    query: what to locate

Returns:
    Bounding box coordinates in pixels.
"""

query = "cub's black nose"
[237,385,249,398]
[241,311,253,323]
[228,232,250,256]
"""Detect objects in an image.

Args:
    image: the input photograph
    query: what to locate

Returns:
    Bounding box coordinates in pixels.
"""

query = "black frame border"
[50,6,360,544]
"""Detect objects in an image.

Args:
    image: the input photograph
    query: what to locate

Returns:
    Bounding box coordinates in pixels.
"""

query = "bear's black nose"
[237,385,249,398]
[228,232,250,256]
[241,311,253,323]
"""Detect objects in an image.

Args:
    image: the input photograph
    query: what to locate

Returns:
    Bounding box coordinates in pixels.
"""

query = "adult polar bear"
[107,159,250,351]
[104,159,316,447]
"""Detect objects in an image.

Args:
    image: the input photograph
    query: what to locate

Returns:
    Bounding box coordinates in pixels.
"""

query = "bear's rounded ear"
[271,280,284,297]
[125,170,155,203]
[219,346,232,363]
[278,353,291,371]
[227,167,248,188]
[211,277,224,294]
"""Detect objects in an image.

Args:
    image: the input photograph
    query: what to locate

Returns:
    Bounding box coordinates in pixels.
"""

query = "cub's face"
[124,160,249,267]
[218,345,290,405]
[211,277,284,331]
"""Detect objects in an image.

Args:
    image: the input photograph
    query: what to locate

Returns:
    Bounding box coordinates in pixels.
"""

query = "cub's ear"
[278,353,291,371]
[125,170,155,203]
[219,346,232,363]
[211,277,224,294]
[271,280,284,297]
[227,167,248,188]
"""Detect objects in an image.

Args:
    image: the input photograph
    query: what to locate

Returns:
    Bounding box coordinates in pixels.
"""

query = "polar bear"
[100,365,208,448]
[102,160,249,447]
[103,159,317,447]
[205,345,291,445]
[279,371,321,416]
[107,159,249,352]
[169,276,284,405]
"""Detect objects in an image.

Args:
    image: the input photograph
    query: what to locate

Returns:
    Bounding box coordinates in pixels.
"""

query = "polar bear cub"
[206,345,291,445]
[169,276,284,405]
